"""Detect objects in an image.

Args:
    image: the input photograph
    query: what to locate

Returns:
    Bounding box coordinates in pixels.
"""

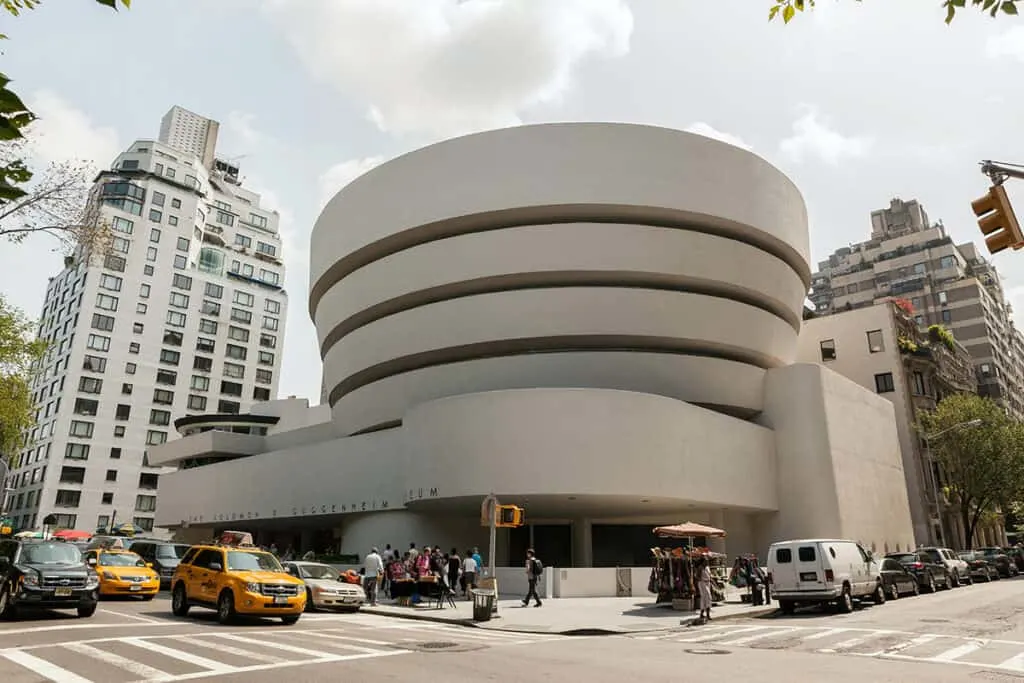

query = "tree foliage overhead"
[0,295,47,466]
[769,0,1019,24]
[0,0,129,205]
[918,393,1024,549]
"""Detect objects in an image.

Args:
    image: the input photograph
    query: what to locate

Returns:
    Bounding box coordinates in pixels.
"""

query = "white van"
[767,539,885,614]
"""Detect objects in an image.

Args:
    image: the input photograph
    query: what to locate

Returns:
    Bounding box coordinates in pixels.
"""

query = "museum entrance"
[509,523,572,567]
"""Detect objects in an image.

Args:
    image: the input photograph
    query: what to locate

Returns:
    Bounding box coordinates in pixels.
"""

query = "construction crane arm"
[981,161,1024,185]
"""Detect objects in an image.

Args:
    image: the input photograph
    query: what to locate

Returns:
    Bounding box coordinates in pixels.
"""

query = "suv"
[0,539,99,619]
[916,546,971,586]
[170,536,305,625]
[130,540,192,589]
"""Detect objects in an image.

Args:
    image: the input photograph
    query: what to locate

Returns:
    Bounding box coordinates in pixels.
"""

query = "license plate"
[54,587,73,597]
[273,596,289,604]
[799,572,817,581]
[130,585,141,591]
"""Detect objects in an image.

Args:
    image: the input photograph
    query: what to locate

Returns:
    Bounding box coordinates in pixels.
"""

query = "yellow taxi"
[170,531,305,625]
[83,548,160,599]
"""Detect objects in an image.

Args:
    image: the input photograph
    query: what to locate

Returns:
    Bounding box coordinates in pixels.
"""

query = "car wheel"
[926,573,936,593]
[838,587,854,613]
[217,590,236,625]
[889,583,899,600]
[0,582,17,619]
[304,588,316,612]
[964,573,973,586]
[910,579,920,596]
[951,572,960,588]
[778,600,795,615]
[873,581,886,605]
[171,583,190,617]
[944,572,953,590]
[281,615,300,625]
[77,603,97,618]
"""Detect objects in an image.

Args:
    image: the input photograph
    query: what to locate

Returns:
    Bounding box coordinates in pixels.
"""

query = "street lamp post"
[923,418,983,548]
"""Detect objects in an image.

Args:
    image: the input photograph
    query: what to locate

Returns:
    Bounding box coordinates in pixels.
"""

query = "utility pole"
[481,493,499,615]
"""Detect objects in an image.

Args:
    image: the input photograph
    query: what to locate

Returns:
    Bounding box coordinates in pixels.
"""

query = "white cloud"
[779,105,872,166]
[987,26,1024,62]
[684,122,752,151]
[22,90,120,170]
[224,111,277,149]
[317,156,386,210]
[264,0,633,138]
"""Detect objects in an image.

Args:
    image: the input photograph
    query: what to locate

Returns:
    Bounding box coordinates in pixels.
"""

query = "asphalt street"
[2,577,1024,682]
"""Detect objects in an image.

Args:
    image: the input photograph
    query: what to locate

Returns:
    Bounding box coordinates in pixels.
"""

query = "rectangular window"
[193,356,213,372]
[201,301,221,316]
[91,313,115,332]
[149,228,161,243]
[110,447,121,459]
[140,283,151,299]
[121,383,132,395]
[125,362,136,375]
[146,246,158,262]
[111,236,130,253]
[129,342,140,354]
[942,310,952,323]
[82,355,107,373]
[135,494,158,512]
[78,376,102,394]
[218,400,240,414]
[259,333,276,349]
[172,273,193,290]
[257,350,274,365]
[253,386,271,401]
[819,339,836,361]
[106,469,117,482]
[64,443,90,460]
[133,517,155,532]
[159,349,181,366]
[248,213,268,229]
[256,242,277,257]
[139,473,159,489]
[866,330,884,353]
[223,362,245,379]
[168,215,179,226]
[59,466,86,484]
[874,372,895,393]
[153,389,174,405]
[149,409,171,426]
[939,255,956,269]
[187,394,208,411]
[145,431,167,446]
[169,291,190,308]
[111,216,134,234]
[95,294,119,311]
[151,191,165,207]
[220,380,243,397]
[225,344,247,360]
[176,237,190,252]
[255,369,273,385]
[242,263,254,277]
[230,308,252,324]
[55,490,81,508]
[912,371,927,396]
[68,420,94,438]
[262,316,279,331]
[74,398,98,416]
[227,326,249,342]
[265,299,281,314]
[99,273,123,291]
[156,369,178,385]
[191,375,210,391]
[216,210,235,226]
[114,425,125,437]
[101,492,113,504]
[171,198,181,209]
[163,330,183,346]
[234,234,252,248]
[173,254,187,269]
[104,254,126,272]
[166,311,187,328]
[136,302,147,314]
[149,208,163,223]
[233,291,254,307]
[132,322,144,334]
[260,269,280,286]
[205,283,223,299]
[196,337,215,353]
[115,404,131,420]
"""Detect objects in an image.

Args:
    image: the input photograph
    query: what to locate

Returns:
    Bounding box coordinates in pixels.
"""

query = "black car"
[959,551,999,581]
[128,540,191,589]
[880,558,920,599]
[0,539,99,618]
[977,547,1018,578]
[885,552,951,592]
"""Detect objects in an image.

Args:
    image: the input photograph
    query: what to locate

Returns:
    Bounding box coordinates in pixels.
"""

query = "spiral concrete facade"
[154,123,916,569]
[310,123,810,434]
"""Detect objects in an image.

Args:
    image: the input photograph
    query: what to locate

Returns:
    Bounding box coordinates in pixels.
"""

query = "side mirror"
[146,562,153,568]
[87,558,97,566]
[210,562,222,572]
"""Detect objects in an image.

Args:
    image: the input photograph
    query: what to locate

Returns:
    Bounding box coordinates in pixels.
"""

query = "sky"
[1,0,1022,403]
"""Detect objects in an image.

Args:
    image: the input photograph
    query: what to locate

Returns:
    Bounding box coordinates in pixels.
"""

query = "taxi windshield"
[226,550,283,572]
[299,564,340,580]
[100,552,145,567]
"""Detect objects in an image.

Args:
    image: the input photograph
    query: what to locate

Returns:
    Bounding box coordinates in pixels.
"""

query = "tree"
[0,0,130,205]
[917,393,1024,549]
[0,295,47,467]
[769,0,1019,25]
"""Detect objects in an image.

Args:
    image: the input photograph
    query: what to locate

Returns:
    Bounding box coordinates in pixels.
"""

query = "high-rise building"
[1,110,288,535]
[809,197,1024,419]
[159,106,220,170]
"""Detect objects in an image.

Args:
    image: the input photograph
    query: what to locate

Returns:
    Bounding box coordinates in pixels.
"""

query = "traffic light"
[496,505,525,528]
[972,184,1023,255]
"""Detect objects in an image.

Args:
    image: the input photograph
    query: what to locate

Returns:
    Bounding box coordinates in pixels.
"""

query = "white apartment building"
[159,106,220,170]
[1,115,288,536]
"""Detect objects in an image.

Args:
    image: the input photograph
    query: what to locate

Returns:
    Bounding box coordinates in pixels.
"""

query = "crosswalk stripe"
[317,631,396,646]
[818,631,894,654]
[287,632,388,655]
[718,628,799,646]
[123,638,235,673]
[862,634,939,657]
[803,628,849,641]
[675,626,766,643]
[996,652,1024,671]
[213,633,336,658]
[173,636,288,664]
[63,641,169,680]
[927,641,984,662]
[1,649,94,683]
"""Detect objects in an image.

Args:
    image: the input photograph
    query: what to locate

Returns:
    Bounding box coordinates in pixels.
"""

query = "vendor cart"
[648,522,728,609]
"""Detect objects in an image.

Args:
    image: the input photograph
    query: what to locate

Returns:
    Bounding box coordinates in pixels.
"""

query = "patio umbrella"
[114,523,136,537]
[653,522,727,539]
[14,530,44,538]
[53,529,92,541]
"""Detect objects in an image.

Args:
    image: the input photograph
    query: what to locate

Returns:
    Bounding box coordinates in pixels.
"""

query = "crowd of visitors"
[364,543,484,602]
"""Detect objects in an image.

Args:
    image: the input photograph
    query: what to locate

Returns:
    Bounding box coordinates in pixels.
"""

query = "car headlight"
[22,571,39,587]
[246,582,261,593]
[86,572,100,588]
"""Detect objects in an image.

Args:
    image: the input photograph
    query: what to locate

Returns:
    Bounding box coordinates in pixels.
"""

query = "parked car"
[917,546,971,586]
[282,561,366,612]
[767,539,885,614]
[977,547,1018,578]
[885,552,951,592]
[130,541,192,589]
[1004,547,1024,572]
[959,551,999,582]
[880,557,920,599]
[0,538,99,619]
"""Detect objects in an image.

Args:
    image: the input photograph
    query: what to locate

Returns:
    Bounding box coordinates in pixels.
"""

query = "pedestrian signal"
[496,505,525,528]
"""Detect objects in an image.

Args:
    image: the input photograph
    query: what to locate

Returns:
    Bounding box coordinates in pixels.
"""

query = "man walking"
[461,548,478,598]
[364,547,384,606]
[522,549,543,607]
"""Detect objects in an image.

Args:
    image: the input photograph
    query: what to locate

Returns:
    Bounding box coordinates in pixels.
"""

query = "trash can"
[472,589,496,622]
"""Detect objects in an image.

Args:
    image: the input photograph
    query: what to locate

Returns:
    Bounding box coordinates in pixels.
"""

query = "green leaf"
[768,4,780,20]
[783,3,796,22]
[1003,1,1019,14]
[946,2,957,22]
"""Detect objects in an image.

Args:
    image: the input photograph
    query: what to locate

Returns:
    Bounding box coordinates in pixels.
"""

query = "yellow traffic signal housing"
[972,184,1023,255]
[496,505,525,528]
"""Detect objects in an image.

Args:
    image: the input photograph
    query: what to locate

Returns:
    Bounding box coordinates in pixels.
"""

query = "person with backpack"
[523,548,543,607]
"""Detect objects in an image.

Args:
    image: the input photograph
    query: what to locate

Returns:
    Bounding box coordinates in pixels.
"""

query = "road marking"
[316,631,395,646]
[0,622,182,636]
[279,631,384,655]
[817,631,893,653]
[995,652,1024,672]
[63,641,168,680]
[213,633,339,658]
[860,634,939,657]
[927,640,985,662]
[144,651,408,683]
[1,649,94,683]
[99,609,160,624]
[718,627,800,646]
[675,626,767,643]
[173,636,288,664]
[122,637,235,673]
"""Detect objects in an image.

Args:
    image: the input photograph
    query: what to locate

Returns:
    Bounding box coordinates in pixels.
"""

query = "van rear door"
[793,543,827,591]
[769,544,799,592]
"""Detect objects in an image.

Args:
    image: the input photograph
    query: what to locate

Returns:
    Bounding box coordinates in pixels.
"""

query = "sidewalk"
[361,595,777,635]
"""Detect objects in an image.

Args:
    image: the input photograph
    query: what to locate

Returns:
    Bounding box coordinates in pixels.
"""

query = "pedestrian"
[408,542,419,560]
[447,548,461,593]
[269,543,279,557]
[364,546,384,606]
[472,547,483,574]
[698,557,713,622]
[522,549,543,607]
[462,548,478,598]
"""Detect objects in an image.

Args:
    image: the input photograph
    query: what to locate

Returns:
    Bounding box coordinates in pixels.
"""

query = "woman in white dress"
[698,558,713,622]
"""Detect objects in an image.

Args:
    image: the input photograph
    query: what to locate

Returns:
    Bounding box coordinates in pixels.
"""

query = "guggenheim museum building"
[152,122,915,567]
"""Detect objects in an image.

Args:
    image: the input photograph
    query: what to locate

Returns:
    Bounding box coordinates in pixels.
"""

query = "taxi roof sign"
[218,530,255,547]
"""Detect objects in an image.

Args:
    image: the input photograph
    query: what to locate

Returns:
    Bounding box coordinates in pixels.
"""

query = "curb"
[679,605,777,626]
